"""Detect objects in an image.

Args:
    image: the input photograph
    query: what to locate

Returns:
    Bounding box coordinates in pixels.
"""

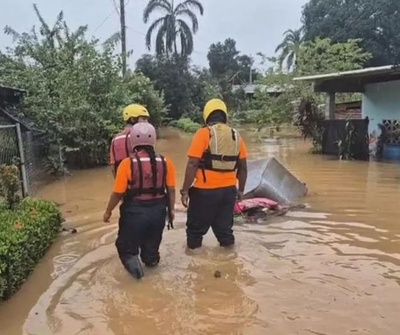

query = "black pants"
[186,186,237,249]
[116,199,167,270]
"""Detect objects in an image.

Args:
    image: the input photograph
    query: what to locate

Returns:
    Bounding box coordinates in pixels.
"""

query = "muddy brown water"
[1,127,400,335]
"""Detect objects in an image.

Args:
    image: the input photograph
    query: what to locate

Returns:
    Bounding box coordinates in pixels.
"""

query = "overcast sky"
[0,0,307,70]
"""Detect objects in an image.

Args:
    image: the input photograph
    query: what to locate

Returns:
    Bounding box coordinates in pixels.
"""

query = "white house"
[293,65,400,140]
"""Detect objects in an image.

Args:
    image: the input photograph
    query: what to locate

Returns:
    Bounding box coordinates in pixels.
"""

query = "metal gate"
[0,124,29,197]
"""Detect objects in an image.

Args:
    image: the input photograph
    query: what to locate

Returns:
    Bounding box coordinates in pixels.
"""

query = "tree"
[188,67,222,122]
[136,55,222,123]
[236,54,258,83]
[255,38,371,133]
[275,28,304,71]
[255,69,304,128]
[0,5,166,172]
[296,37,372,75]
[302,0,400,67]
[143,0,204,57]
[207,38,259,111]
[207,39,260,84]
[208,38,240,80]
[136,55,197,120]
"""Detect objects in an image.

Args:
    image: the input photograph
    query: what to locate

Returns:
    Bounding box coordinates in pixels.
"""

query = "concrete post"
[325,92,336,120]
[16,123,29,197]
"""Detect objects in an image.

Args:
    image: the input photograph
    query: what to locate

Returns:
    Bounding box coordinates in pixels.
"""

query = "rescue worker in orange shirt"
[109,104,150,177]
[180,99,248,250]
[103,122,176,279]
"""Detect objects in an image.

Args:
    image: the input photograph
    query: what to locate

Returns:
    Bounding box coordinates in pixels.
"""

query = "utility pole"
[120,0,127,77]
[249,55,253,85]
[249,64,253,84]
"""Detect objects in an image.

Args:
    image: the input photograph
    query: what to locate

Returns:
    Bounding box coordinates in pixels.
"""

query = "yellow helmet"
[122,104,150,122]
[203,99,228,123]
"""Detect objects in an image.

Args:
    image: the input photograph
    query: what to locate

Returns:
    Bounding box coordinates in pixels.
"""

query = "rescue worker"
[103,122,176,279]
[180,98,248,250]
[109,104,150,177]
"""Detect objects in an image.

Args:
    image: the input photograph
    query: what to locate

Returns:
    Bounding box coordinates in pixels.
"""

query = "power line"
[92,13,114,34]
[112,0,120,16]
[92,0,131,34]
[91,1,208,58]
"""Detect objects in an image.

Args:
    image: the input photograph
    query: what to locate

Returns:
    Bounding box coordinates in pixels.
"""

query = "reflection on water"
[1,126,400,335]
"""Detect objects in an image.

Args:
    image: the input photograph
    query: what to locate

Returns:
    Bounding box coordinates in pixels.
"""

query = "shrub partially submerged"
[0,198,62,301]
[169,118,201,133]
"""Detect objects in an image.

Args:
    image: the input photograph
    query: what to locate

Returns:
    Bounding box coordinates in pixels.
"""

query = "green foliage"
[255,69,312,127]
[232,110,261,125]
[0,5,166,172]
[169,117,201,133]
[136,55,220,122]
[207,38,260,110]
[190,68,223,112]
[0,197,62,301]
[293,96,324,153]
[143,0,204,57]
[338,120,356,160]
[302,0,400,67]
[259,38,371,134]
[208,38,240,80]
[297,38,372,75]
[43,150,68,177]
[207,39,260,83]
[0,164,21,209]
[124,70,168,127]
[275,28,304,71]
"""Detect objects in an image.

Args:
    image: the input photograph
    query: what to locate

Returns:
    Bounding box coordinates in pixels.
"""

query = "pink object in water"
[233,197,282,215]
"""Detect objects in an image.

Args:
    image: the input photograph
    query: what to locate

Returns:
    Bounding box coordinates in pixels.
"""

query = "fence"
[0,124,28,196]
[321,119,370,160]
[0,124,48,197]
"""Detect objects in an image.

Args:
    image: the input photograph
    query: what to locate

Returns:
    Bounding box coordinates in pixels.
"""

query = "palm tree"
[275,28,304,71]
[143,0,204,57]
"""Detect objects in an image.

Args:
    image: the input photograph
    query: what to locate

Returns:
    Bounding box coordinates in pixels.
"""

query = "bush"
[0,164,21,209]
[169,118,201,133]
[232,109,262,125]
[0,197,62,301]
[0,7,167,173]
[293,96,324,154]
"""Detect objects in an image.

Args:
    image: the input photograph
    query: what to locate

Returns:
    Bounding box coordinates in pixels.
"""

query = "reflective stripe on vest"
[126,151,167,201]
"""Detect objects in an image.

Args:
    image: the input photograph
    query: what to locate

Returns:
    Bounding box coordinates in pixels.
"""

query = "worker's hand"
[181,193,189,208]
[169,210,175,222]
[103,211,112,223]
[237,191,244,201]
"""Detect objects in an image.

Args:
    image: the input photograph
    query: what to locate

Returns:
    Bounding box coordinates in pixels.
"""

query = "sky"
[0,0,307,70]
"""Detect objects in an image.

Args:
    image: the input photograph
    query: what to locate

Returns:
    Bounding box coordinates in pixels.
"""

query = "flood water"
[1,127,400,335]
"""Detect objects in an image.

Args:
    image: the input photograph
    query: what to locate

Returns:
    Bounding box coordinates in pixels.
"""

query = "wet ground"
[1,127,400,335]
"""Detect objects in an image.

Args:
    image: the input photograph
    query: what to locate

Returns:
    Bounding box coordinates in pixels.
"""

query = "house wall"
[335,101,362,120]
[362,80,400,135]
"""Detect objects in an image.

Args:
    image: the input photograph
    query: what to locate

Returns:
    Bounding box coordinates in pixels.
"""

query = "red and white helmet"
[130,122,157,148]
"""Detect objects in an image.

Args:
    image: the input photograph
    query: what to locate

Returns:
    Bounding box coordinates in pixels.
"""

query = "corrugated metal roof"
[293,65,400,82]
[232,84,292,94]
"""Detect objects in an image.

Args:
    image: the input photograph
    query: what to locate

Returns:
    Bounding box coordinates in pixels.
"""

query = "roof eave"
[293,65,398,82]
[0,84,27,94]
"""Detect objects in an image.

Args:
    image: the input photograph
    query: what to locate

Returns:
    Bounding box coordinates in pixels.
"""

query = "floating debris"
[214,270,222,278]
[60,227,77,235]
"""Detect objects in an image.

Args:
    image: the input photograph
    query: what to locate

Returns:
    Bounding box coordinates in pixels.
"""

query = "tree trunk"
[120,0,127,77]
